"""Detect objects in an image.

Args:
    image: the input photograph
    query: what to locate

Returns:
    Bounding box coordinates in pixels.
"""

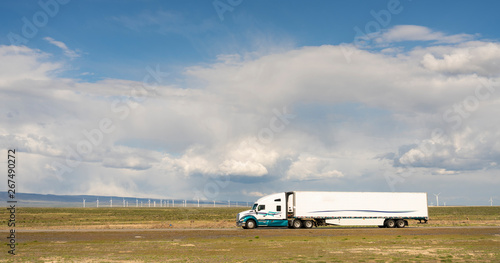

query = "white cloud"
[44,37,81,59]
[1,26,500,202]
[286,155,344,181]
[242,190,266,197]
[376,25,443,43]
[219,160,268,177]
[0,45,61,86]
[157,138,279,178]
[374,25,475,45]
[420,42,500,76]
[395,126,500,171]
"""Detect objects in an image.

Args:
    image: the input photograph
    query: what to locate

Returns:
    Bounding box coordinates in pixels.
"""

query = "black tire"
[303,220,314,228]
[396,219,405,228]
[385,219,396,228]
[292,219,302,229]
[245,219,256,229]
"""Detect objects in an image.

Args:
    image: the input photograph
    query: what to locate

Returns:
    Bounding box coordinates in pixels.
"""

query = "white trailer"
[236,191,428,229]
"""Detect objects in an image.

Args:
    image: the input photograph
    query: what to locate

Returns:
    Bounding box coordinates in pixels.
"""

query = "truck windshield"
[252,203,257,210]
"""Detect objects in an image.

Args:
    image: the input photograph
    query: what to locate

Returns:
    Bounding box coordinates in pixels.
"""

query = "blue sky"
[3,0,499,81]
[1,1,500,205]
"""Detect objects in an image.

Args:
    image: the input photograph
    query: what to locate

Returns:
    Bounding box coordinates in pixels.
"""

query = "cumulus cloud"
[158,138,279,178]
[0,45,61,86]
[392,127,500,172]
[420,42,500,76]
[286,155,344,181]
[1,25,500,202]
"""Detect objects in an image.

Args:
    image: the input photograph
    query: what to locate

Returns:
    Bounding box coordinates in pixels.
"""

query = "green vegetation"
[1,206,498,261]
[429,206,500,219]
[6,229,500,262]
[1,206,498,229]
[428,206,500,226]
[1,207,247,229]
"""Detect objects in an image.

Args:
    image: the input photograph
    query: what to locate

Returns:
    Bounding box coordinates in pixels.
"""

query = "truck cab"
[236,193,288,228]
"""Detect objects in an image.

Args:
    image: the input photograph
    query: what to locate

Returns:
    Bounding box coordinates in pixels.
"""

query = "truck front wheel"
[292,219,302,229]
[245,219,257,229]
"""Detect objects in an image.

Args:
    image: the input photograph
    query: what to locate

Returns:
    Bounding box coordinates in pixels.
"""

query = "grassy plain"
[1,206,498,229]
[1,207,499,262]
[2,207,246,229]
[427,206,500,226]
[4,227,500,262]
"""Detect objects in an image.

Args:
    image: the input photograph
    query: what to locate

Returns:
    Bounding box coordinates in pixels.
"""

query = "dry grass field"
[2,206,498,230]
[1,206,499,262]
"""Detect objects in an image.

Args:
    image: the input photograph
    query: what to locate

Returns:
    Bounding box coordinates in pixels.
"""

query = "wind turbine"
[136,199,138,207]
[110,198,113,208]
[433,193,441,207]
[96,198,99,208]
[83,198,86,208]
[123,198,125,207]
[490,197,493,206]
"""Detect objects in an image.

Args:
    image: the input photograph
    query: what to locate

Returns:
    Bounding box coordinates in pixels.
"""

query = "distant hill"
[0,192,247,208]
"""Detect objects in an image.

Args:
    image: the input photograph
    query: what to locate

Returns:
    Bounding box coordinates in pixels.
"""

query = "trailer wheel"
[303,220,314,228]
[292,219,302,229]
[385,219,396,228]
[245,219,256,229]
[396,219,405,228]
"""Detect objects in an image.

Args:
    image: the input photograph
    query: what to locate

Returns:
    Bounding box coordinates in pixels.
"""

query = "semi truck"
[236,191,428,229]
